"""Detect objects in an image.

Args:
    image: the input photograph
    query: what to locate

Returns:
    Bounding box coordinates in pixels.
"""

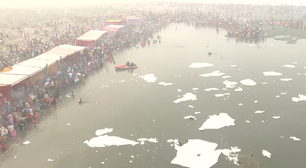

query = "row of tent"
[0,16,142,98]
[0,44,85,99]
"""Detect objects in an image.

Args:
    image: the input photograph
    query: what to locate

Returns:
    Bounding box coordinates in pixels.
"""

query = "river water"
[1,24,306,168]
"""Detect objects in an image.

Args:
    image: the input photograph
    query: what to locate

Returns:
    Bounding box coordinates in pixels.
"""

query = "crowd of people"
[0,2,305,152]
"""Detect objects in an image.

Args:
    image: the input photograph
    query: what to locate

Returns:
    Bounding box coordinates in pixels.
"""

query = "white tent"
[0,73,28,86]
[34,53,66,61]
[17,58,56,68]
[4,65,42,76]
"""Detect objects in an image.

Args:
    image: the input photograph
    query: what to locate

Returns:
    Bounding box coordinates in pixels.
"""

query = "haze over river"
[1,24,306,168]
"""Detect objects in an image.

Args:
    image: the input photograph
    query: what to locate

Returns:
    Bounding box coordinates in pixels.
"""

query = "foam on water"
[223,80,237,88]
[204,88,219,91]
[199,71,225,77]
[188,105,194,108]
[273,116,280,119]
[195,112,201,114]
[263,71,282,76]
[137,138,158,144]
[177,89,182,92]
[230,65,237,67]
[283,65,295,68]
[255,110,265,114]
[292,94,306,102]
[159,82,174,86]
[235,87,243,92]
[184,115,197,120]
[245,120,250,123]
[192,88,199,91]
[170,139,240,168]
[141,74,157,83]
[174,93,197,103]
[290,137,301,141]
[240,79,257,86]
[95,128,114,136]
[262,150,272,158]
[222,76,231,79]
[199,113,235,131]
[214,93,230,97]
[47,159,54,162]
[189,62,214,68]
[23,141,30,145]
[280,78,292,81]
[221,147,241,165]
[84,135,138,148]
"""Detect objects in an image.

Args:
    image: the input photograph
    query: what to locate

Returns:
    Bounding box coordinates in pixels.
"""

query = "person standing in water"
[71,92,75,99]
[78,98,82,105]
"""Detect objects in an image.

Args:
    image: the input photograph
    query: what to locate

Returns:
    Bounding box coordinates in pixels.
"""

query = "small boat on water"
[115,65,138,70]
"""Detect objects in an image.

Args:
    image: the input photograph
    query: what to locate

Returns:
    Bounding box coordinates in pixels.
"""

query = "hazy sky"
[0,0,305,8]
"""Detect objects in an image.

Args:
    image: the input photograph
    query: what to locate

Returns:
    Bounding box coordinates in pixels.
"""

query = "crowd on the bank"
[0,2,306,151]
[0,3,305,70]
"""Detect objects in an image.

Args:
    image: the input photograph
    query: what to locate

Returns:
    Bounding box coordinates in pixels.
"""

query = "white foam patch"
[238,103,243,106]
[276,95,280,98]
[95,128,114,136]
[262,82,268,84]
[199,71,225,77]
[192,88,199,91]
[235,87,243,92]
[195,112,201,114]
[141,74,157,83]
[214,93,230,97]
[283,65,295,68]
[47,159,54,162]
[230,65,237,67]
[204,88,219,91]
[174,93,197,103]
[222,76,231,79]
[159,82,173,86]
[292,94,306,102]
[263,71,282,76]
[188,105,194,108]
[67,123,70,126]
[255,110,265,114]
[170,139,240,168]
[223,80,237,88]
[189,62,214,68]
[221,147,241,165]
[245,120,250,123]
[240,79,256,86]
[199,113,235,131]
[272,116,280,119]
[280,78,292,81]
[137,138,158,144]
[184,115,197,120]
[254,100,258,103]
[23,141,30,145]
[84,136,138,148]
[290,136,301,141]
[281,92,287,95]
[262,150,271,158]
[177,89,182,92]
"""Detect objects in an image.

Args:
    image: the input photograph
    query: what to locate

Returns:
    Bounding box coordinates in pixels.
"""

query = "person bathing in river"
[71,92,75,99]
[130,62,136,66]
[78,98,82,105]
